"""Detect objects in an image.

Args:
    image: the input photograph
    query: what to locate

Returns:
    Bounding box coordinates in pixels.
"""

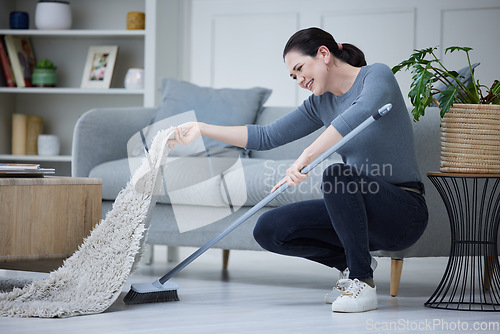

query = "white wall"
[189,0,500,107]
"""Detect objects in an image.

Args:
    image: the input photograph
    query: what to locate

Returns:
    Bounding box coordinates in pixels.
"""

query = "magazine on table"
[0,163,55,177]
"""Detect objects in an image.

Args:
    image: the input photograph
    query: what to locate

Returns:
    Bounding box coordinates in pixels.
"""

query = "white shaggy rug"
[0,128,175,318]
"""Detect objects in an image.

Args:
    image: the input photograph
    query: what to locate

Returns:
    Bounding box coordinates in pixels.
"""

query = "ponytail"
[335,43,366,67]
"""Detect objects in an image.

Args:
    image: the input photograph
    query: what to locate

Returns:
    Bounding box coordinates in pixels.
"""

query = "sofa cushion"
[90,153,343,208]
[90,156,233,207]
[90,151,247,208]
[222,157,343,207]
[154,78,271,150]
[89,157,135,201]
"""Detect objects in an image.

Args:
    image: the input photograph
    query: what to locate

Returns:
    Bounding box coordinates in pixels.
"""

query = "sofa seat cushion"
[90,153,343,208]
[222,157,343,207]
[90,156,236,207]
[89,157,134,201]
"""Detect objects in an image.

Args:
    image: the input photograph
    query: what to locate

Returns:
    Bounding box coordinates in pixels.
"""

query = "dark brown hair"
[283,27,366,67]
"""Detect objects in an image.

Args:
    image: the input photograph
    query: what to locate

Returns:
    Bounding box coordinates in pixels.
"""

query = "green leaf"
[407,63,434,120]
[392,47,438,74]
[445,46,473,54]
[465,81,480,104]
[438,85,460,117]
[488,80,500,104]
[392,60,412,73]
[35,58,56,69]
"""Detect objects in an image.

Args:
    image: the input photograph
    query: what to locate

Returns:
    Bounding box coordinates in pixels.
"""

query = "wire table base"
[426,173,500,311]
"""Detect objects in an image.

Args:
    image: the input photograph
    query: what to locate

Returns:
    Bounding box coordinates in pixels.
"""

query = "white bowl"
[35,1,72,30]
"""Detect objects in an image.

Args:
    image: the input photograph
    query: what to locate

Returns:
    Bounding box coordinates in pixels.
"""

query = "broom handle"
[158,103,392,285]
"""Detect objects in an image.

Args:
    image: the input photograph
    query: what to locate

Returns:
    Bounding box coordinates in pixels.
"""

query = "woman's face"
[284,48,329,96]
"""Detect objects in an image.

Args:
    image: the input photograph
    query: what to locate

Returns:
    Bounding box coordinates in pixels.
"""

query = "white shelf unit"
[0,0,159,175]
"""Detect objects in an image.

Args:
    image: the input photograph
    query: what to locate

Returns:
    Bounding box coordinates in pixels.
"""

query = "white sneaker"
[324,268,350,304]
[331,279,378,313]
[324,257,378,304]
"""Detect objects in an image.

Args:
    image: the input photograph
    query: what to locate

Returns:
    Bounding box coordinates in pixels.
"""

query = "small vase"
[38,134,60,156]
[32,68,57,87]
[124,68,144,89]
[35,1,72,30]
[9,11,29,29]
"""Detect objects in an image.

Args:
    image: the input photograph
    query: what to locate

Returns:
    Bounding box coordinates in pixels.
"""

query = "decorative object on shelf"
[3,35,36,88]
[11,114,45,155]
[9,11,29,29]
[38,134,60,156]
[126,12,145,30]
[81,45,118,89]
[32,58,57,87]
[393,46,500,173]
[35,0,72,30]
[26,116,44,155]
[11,113,27,155]
[124,67,144,89]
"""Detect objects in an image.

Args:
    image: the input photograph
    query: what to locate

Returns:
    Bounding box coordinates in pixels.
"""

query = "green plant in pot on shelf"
[392,46,500,173]
[32,58,58,87]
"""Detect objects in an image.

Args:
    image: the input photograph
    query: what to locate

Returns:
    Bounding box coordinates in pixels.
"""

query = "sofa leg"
[167,246,179,263]
[222,249,230,270]
[390,258,404,297]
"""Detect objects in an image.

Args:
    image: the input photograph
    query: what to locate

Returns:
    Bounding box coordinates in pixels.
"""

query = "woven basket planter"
[440,104,500,173]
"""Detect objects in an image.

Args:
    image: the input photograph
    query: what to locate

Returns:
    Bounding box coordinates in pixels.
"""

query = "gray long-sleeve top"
[246,63,422,184]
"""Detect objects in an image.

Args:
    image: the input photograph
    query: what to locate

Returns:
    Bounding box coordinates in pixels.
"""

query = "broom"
[123,103,393,305]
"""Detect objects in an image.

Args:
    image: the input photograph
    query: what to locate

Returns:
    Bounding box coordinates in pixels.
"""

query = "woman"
[167,27,428,313]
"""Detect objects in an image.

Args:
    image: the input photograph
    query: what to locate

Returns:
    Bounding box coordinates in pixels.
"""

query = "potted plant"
[392,46,500,173]
[32,58,57,87]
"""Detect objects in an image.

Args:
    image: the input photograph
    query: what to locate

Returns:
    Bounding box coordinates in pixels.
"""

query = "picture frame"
[80,45,118,88]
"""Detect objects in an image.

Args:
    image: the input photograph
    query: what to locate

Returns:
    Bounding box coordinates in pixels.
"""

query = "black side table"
[426,172,500,311]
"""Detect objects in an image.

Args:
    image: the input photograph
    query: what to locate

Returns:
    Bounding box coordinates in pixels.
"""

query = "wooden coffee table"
[0,176,102,272]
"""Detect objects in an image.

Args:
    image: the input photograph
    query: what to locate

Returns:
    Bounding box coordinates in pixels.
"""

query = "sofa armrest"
[72,107,156,177]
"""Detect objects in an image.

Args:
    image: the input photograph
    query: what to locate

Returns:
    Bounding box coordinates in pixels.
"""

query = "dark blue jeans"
[253,163,429,280]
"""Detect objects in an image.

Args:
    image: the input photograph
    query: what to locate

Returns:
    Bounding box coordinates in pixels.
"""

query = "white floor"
[1,247,499,334]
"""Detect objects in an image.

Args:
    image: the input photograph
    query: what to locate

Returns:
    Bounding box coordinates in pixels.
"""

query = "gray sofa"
[73,104,449,296]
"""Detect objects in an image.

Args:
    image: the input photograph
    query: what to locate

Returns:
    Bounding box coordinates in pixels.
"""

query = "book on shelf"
[4,35,36,88]
[11,113,44,155]
[26,115,44,155]
[0,60,6,87]
[0,163,55,177]
[0,36,16,87]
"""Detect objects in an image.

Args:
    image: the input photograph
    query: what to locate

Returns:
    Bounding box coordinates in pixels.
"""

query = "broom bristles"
[123,280,180,305]
[123,288,179,305]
